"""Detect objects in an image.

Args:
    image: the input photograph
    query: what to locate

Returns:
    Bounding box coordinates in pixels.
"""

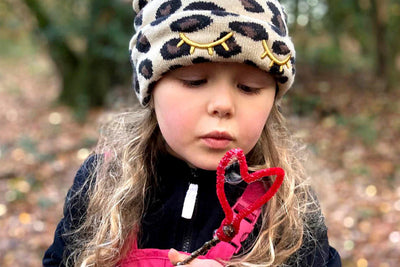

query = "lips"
[201,131,234,149]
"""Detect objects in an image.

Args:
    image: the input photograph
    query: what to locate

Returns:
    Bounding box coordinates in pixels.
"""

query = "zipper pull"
[181,183,198,219]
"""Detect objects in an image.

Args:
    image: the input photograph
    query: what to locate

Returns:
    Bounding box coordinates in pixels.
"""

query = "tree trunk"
[22,0,78,74]
[370,0,389,88]
[21,0,116,119]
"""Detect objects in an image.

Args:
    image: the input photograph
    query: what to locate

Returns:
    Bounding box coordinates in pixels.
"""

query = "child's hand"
[168,248,224,267]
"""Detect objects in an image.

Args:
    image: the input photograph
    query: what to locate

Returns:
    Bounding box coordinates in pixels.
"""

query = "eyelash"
[182,79,207,87]
[181,79,261,95]
[237,84,261,95]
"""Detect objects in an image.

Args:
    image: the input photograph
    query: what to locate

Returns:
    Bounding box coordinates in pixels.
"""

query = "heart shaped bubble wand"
[176,148,285,265]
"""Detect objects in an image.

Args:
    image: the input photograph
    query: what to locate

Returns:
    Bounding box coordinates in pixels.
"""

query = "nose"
[207,84,235,118]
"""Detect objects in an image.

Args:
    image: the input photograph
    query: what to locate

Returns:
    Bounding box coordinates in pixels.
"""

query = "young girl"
[44,0,341,266]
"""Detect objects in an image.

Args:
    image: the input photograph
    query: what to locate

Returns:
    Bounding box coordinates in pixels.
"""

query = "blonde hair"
[64,103,323,266]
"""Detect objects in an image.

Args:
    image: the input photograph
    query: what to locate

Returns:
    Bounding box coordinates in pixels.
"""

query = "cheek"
[154,99,194,147]
[156,106,182,142]
[153,78,200,152]
[245,113,268,137]
[240,106,272,152]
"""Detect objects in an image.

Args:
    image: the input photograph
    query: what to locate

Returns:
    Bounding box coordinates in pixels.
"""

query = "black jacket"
[43,154,341,266]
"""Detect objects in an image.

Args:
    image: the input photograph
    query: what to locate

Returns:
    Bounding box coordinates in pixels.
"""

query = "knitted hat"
[129,0,296,106]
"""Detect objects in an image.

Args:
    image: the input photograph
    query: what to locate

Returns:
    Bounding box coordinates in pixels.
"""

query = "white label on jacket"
[181,183,198,219]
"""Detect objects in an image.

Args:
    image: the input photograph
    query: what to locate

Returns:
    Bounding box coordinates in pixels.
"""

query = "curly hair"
[64,103,323,267]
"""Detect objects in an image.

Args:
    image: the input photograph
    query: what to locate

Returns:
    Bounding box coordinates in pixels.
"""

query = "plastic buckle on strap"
[233,203,257,223]
[230,199,260,253]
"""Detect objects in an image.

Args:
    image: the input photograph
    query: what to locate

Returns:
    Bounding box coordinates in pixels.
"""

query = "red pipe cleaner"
[215,148,285,242]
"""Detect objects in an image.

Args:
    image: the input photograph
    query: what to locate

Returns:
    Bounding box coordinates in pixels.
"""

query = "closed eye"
[237,84,261,95]
[181,79,207,87]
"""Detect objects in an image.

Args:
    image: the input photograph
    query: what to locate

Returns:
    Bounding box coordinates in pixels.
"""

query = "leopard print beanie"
[129,0,296,106]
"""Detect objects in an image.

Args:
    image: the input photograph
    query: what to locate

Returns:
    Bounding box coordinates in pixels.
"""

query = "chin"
[196,163,219,171]
[187,156,221,171]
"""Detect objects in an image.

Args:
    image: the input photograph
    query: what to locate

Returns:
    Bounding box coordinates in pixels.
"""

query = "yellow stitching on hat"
[261,40,291,72]
[177,32,233,55]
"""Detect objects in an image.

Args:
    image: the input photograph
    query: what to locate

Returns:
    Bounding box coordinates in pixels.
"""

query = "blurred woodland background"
[0,0,399,266]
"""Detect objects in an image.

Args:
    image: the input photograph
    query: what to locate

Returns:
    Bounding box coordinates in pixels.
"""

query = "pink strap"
[215,149,284,243]
[206,181,266,261]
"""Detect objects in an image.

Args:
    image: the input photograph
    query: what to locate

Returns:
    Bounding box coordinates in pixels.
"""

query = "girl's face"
[153,62,276,170]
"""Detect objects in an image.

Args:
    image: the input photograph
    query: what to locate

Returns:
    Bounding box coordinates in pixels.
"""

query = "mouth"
[201,131,234,150]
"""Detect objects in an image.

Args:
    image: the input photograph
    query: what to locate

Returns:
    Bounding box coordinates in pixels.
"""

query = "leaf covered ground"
[0,54,399,267]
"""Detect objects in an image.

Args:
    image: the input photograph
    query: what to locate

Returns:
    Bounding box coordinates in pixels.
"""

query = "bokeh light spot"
[344,240,354,251]
[48,112,62,125]
[343,216,355,228]
[394,200,400,211]
[33,220,45,232]
[365,185,377,197]
[357,258,368,267]
[77,148,90,160]
[5,191,17,202]
[19,212,31,224]
[0,204,7,216]
[297,14,309,26]
[389,231,400,243]
[16,180,31,193]
[379,202,391,213]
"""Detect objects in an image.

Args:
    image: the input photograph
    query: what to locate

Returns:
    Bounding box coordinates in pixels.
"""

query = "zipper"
[181,168,199,252]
